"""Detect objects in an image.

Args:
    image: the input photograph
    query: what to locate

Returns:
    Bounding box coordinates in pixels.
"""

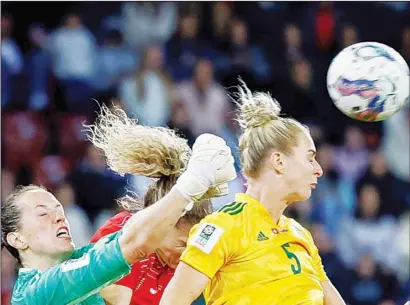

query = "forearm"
[119,186,189,263]
[100,284,132,305]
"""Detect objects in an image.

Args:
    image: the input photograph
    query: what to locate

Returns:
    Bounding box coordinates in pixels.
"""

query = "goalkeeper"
[1,117,236,304]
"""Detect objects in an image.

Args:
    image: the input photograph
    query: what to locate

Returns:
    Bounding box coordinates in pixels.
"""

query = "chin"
[300,191,312,202]
[289,191,311,203]
[56,238,75,252]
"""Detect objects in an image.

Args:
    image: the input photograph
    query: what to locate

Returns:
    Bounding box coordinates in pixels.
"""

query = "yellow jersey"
[180,193,328,305]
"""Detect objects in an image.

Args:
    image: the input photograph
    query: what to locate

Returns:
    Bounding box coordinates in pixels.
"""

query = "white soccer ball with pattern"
[327,42,409,122]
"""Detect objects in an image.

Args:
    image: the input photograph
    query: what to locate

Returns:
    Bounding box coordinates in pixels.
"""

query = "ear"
[6,232,28,251]
[268,151,286,175]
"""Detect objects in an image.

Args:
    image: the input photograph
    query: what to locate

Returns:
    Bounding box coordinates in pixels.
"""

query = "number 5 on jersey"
[281,243,302,275]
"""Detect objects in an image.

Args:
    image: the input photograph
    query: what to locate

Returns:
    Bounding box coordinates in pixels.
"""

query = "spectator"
[382,105,409,183]
[336,184,401,274]
[27,23,51,111]
[205,2,233,53]
[283,23,305,63]
[167,100,196,146]
[334,126,370,183]
[314,2,338,52]
[54,182,93,247]
[121,1,178,52]
[1,15,24,108]
[401,27,410,64]
[47,12,97,115]
[165,14,218,82]
[310,224,348,296]
[395,210,410,283]
[93,29,137,94]
[68,144,128,224]
[345,255,400,305]
[310,144,356,236]
[1,169,16,204]
[291,59,313,91]
[356,150,404,218]
[340,23,360,49]
[274,59,320,122]
[224,19,271,85]
[118,45,173,126]
[177,59,229,137]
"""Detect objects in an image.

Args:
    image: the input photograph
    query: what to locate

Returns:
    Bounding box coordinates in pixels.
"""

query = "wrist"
[175,164,215,202]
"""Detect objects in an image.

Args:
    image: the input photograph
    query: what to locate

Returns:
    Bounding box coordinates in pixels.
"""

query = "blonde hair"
[234,79,307,178]
[84,104,211,224]
[85,104,190,178]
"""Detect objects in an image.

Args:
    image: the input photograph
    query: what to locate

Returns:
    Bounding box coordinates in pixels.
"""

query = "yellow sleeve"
[306,230,328,282]
[180,213,235,279]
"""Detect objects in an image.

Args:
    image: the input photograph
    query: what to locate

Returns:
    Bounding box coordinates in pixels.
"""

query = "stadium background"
[1,1,409,305]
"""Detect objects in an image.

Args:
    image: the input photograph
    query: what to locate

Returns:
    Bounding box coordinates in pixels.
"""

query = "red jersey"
[90,211,175,305]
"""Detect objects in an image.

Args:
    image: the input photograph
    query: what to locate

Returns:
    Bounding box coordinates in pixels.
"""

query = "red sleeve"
[90,211,132,243]
[90,211,136,289]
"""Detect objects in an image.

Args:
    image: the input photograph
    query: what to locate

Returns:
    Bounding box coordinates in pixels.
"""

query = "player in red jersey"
[91,206,206,305]
[88,105,227,305]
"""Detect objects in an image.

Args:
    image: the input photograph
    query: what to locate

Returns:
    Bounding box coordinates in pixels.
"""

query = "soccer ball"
[327,42,409,122]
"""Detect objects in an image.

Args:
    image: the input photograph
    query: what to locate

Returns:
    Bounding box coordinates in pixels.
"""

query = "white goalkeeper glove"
[175,133,236,203]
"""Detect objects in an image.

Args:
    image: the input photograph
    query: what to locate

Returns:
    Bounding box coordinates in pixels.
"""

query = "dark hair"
[1,185,46,263]
[117,175,212,227]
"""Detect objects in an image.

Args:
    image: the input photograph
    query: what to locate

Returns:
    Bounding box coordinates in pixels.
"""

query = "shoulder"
[192,201,247,234]
[11,269,40,304]
[216,200,248,217]
[91,211,132,243]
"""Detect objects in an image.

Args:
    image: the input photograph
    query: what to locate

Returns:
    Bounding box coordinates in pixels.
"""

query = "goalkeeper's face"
[17,190,75,259]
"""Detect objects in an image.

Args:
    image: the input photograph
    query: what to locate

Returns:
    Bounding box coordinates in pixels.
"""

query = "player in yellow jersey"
[159,80,346,305]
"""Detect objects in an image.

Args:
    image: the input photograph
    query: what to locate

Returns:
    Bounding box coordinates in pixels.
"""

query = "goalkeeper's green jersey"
[11,231,131,305]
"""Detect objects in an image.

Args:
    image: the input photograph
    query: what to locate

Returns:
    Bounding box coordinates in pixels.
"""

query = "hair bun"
[235,79,281,129]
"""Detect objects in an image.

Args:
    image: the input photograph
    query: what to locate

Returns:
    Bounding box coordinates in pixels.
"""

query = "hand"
[176,134,236,202]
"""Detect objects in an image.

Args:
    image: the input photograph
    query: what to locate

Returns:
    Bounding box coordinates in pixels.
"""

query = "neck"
[21,252,70,272]
[245,177,288,224]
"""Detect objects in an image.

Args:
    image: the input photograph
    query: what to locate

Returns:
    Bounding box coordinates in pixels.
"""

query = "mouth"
[310,183,317,190]
[56,226,71,239]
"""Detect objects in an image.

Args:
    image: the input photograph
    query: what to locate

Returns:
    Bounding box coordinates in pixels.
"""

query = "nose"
[314,160,323,178]
[53,210,66,224]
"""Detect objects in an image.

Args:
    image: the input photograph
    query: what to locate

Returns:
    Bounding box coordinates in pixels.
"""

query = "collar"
[235,193,286,228]
[18,267,37,274]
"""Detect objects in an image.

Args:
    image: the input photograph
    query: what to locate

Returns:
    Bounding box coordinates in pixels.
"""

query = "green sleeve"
[15,231,131,305]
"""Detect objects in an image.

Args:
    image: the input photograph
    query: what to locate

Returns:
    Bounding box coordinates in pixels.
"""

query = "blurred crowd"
[1,2,409,305]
